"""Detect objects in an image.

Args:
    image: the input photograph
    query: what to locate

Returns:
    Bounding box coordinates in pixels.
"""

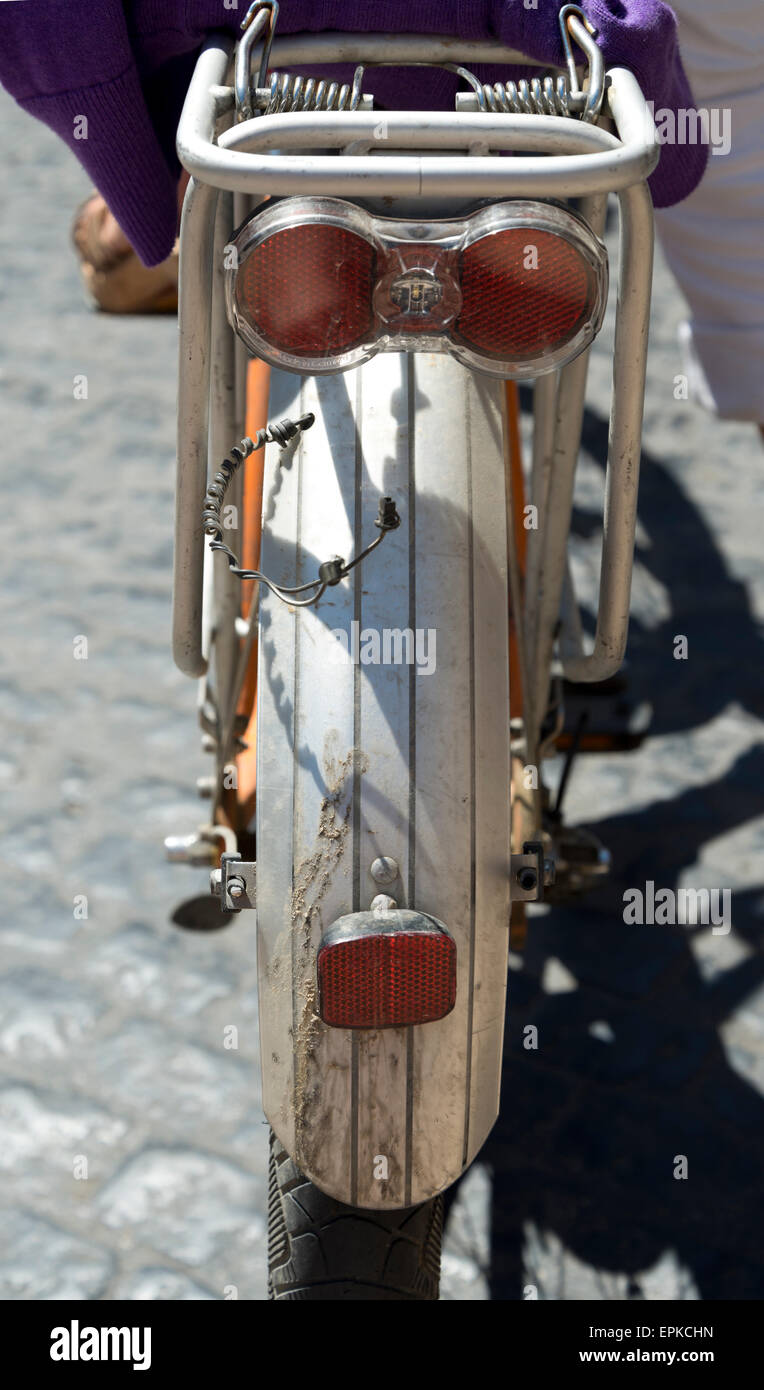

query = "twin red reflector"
[226,197,607,379]
[317,909,457,1030]
[238,223,375,361]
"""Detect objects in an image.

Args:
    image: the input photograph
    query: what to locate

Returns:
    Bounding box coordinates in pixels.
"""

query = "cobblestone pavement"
[1,89,763,1301]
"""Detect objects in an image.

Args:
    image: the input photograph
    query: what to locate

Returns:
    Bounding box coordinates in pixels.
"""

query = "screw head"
[370,856,399,885]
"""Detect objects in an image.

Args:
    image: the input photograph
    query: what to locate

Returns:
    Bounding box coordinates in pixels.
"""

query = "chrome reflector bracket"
[210,851,256,911]
[511,840,556,903]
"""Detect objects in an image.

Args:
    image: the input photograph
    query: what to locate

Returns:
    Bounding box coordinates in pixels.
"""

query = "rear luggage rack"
[174,27,656,698]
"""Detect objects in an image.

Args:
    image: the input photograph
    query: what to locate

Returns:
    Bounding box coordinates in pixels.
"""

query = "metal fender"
[256,351,511,1208]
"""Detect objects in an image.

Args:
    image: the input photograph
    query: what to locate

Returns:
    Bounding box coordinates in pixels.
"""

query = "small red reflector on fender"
[317,909,457,1030]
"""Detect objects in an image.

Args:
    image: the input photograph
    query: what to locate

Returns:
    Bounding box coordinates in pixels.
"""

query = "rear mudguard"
[256,352,511,1209]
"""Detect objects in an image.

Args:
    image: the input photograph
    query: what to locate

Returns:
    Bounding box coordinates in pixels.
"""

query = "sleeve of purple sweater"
[0,1,708,267]
[0,0,180,265]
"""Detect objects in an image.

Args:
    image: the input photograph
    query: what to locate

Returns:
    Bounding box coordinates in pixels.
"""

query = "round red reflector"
[318,916,456,1030]
[456,227,596,362]
[237,223,376,359]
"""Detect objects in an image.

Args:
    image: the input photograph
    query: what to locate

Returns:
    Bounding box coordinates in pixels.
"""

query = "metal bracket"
[165,823,238,867]
[559,4,606,123]
[210,851,256,911]
[236,0,279,120]
[511,840,556,903]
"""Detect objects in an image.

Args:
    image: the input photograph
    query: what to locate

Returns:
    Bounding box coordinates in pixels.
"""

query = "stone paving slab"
[1,88,762,1301]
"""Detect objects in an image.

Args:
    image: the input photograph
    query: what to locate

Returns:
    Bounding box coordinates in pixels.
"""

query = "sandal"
[72,194,178,314]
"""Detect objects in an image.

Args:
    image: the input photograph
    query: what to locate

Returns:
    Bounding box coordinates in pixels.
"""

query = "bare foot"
[72,194,132,271]
[71,192,179,313]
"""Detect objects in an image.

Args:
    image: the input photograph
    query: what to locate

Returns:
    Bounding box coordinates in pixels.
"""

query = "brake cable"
[202,413,401,608]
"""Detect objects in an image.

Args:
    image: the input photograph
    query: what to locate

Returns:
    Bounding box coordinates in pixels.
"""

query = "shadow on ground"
[445,406,764,1299]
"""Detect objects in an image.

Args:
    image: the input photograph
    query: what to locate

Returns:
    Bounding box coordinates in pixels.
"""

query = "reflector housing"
[317,909,457,1029]
[225,197,608,378]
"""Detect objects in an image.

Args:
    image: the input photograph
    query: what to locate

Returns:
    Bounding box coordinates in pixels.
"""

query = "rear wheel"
[267,1130,443,1300]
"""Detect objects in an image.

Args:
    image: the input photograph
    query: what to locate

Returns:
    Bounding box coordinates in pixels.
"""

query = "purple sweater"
[0,1,706,266]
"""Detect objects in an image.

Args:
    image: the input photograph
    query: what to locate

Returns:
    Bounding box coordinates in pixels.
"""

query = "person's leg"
[657,144,764,431]
[655,0,764,434]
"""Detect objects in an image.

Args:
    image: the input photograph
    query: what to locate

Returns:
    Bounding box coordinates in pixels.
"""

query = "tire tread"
[267,1129,442,1300]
